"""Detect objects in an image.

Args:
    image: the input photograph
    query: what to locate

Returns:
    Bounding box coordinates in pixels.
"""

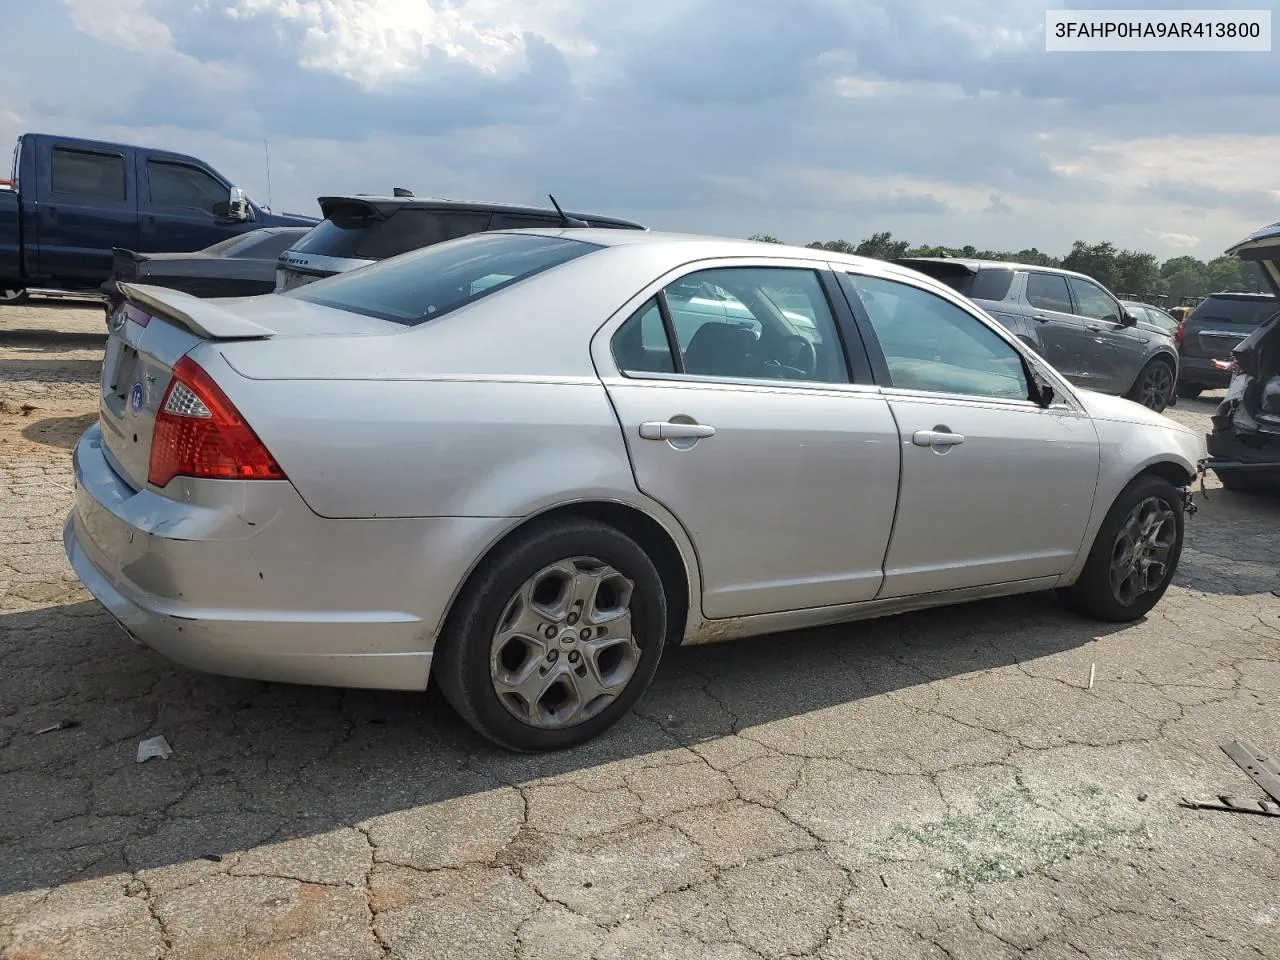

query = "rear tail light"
[148,356,286,487]
[1174,320,1184,346]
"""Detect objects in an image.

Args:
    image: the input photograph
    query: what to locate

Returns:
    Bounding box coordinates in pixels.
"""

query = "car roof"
[894,256,1097,281]
[316,195,645,229]
[1197,291,1275,301]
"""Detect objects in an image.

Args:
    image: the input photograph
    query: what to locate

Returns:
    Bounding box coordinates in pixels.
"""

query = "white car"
[66,229,1206,751]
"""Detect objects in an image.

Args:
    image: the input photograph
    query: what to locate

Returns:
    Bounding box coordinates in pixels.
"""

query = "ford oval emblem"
[129,382,145,416]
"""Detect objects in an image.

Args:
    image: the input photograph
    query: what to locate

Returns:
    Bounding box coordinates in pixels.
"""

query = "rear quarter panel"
[0,189,20,284]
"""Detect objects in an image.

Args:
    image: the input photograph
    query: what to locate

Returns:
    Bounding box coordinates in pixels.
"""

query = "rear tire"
[433,517,667,752]
[1127,358,1175,412]
[1176,382,1202,399]
[1059,474,1184,622]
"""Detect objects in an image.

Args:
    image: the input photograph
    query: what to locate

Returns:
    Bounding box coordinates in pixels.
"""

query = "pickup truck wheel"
[0,288,28,305]
[1127,358,1174,412]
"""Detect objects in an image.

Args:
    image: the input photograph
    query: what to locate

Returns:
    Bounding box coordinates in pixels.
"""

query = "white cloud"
[223,0,593,86]
[1145,229,1201,250]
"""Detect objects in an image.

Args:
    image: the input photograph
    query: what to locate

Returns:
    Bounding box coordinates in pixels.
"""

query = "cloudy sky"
[2,0,1277,260]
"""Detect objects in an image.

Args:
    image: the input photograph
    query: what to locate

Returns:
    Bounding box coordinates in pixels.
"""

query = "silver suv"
[894,258,1179,411]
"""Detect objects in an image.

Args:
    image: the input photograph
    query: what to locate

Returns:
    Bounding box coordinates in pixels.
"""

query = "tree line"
[747,231,1267,304]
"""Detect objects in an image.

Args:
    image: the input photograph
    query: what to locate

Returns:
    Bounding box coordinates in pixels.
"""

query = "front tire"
[1059,474,1184,622]
[1127,358,1175,412]
[433,517,667,752]
[1176,382,1202,399]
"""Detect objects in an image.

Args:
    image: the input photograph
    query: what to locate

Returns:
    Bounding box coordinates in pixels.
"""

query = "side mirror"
[225,186,250,221]
[1119,309,1138,327]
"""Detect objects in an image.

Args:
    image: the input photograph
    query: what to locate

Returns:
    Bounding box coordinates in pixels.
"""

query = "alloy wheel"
[489,556,639,729]
[1108,496,1177,606]
[1138,363,1174,410]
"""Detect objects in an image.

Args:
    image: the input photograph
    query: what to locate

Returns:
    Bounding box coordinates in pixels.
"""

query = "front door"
[840,272,1099,598]
[599,265,901,619]
[1067,276,1148,393]
[140,158,241,253]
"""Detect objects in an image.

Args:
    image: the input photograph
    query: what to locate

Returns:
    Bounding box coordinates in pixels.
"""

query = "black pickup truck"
[1,133,316,303]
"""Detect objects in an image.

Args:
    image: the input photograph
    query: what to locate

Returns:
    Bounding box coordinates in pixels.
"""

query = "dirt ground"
[2,302,1279,960]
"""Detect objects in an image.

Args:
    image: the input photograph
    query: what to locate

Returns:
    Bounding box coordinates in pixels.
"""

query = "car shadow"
[1,591,1126,895]
[20,412,99,450]
[0,357,103,381]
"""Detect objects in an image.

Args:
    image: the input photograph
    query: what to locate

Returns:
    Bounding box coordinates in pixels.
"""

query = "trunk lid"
[99,284,393,490]
[1226,221,1280,300]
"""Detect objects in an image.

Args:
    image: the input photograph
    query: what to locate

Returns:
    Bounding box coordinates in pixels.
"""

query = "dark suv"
[1174,291,1278,397]
[276,195,645,292]
[893,258,1180,411]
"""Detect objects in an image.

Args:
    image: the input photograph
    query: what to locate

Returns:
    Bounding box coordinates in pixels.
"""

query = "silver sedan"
[66,230,1207,751]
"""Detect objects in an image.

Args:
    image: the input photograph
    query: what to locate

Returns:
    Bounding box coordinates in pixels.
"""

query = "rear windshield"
[896,262,1014,301]
[289,208,494,261]
[1190,295,1279,327]
[288,232,600,325]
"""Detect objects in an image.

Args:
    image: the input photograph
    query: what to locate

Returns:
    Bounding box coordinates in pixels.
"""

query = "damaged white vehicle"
[1206,222,1280,490]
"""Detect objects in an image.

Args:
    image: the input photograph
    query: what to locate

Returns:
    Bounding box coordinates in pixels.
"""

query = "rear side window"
[289,232,599,325]
[51,148,125,200]
[355,209,492,259]
[1191,296,1279,327]
[1026,273,1072,313]
[968,268,1014,301]
[489,213,560,231]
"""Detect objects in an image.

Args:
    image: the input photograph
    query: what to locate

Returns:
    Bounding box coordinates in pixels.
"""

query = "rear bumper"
[64,424,509,690]
[1178,355,1232,388]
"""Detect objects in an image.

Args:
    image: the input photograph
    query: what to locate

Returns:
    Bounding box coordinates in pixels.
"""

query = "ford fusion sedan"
[67,230,1205,751]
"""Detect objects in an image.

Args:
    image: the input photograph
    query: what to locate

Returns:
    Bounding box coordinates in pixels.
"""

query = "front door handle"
[1033,313,1050,323]
[912,429,965,448]
[639,421,717,440]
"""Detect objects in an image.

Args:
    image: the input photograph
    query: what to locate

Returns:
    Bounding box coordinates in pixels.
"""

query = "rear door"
[1023,271,1093,383]
[140,157,238,253]
[597,260,901,619]
[838,270,1098,598]
[1066,276,1147,393]
[36,140,139,283]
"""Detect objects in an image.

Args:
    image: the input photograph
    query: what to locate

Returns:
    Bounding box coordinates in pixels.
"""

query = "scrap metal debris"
[1222,740,1280,804]
[1180,740,1280,818]
[33,719,79,735]
[136,735,174,763]
[1179,796,1280,818]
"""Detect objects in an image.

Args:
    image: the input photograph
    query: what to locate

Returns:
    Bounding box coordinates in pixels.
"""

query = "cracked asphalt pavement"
[2,302,1279,959]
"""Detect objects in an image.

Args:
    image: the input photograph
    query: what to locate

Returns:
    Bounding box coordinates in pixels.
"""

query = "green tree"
[748,234,783,244]
[806,239,857,254]
[1061,241,1119,289]
[854,231,909,259]
[1112,250,1160,297]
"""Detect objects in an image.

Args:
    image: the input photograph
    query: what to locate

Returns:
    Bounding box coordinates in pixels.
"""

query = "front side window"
[289,232,599,326]
[1025,272,1073,313]
[51,148,125,201]
[1067,277,1121,323]
[148,161,228,214]
[846,274,1029,401]
[613,267,850,384]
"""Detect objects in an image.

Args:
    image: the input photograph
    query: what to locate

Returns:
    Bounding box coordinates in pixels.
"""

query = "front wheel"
[1127,358,1175,412]
[433,518,667,752]
[1059,474,1184,622]
[1176,382,1202,399]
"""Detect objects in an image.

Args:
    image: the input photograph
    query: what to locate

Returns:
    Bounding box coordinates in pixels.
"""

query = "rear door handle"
[1033,313,1049,323]
[912,429,965,448]
[639,421,716,440]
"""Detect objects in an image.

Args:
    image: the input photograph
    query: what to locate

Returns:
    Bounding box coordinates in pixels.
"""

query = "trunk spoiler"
[118,282,277,340]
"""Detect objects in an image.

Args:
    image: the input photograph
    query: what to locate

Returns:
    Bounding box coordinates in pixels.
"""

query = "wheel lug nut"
[580,628,591,641]
[567,612,579,626]
[568,651,581,664]
[545,626,557,639]
[547,650,559,662]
